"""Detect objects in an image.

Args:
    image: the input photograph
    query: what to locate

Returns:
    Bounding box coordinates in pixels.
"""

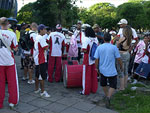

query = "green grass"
[111,84,150,113]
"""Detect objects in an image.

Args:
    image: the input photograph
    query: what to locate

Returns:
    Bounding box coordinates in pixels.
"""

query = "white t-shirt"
[47,32,65,57]
[82,37,98,65]
[142,44,150,64]
[23,30,37,55]
[73,30,85,48]
[43,34,49,40]
[117,27,138,39]
[0,30,18,66]
[33,35,48,65]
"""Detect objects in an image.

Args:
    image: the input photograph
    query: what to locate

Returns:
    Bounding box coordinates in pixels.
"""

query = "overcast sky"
[18,0,128,11]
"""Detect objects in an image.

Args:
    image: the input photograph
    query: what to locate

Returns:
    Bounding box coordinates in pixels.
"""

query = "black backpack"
[20,31,34,51]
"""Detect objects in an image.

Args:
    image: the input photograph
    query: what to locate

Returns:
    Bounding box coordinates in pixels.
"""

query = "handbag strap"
[0,30,12,52]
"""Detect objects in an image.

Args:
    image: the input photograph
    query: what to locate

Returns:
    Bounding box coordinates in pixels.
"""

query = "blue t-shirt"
[94,43,120,77]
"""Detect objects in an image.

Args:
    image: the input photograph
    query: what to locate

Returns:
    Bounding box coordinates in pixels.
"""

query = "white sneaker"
[27,80,35,84]
[22,77,28,81]
[131,79,137,84]
[34,88,41,94]
[9,103,15,109]
[40,91,51,98]
[128,77,131,81]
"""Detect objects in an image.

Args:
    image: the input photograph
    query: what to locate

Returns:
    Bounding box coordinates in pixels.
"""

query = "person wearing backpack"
[22,22,38,84]
[80,27,98,95]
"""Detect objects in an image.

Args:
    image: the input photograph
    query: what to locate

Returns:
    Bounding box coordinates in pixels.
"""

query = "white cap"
[82,24,91,28]
[118,19,128,25]
[109,31,116,35]
[56,24,62,29]
[77,20,82,24]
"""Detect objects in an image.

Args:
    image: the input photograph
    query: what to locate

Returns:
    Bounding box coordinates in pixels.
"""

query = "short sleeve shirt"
[0,30,18,66]
[47,32,65,57]
[117,28,138,39]
[33,35,48,65]
[94,43,120,77]
[73,30,85,47]
[82,37,98,65]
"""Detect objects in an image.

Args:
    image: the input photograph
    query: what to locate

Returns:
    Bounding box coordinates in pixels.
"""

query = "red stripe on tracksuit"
[79,32,82,44]
[82,45,98,95]
[0,65,19,108]
[82,64,98,95]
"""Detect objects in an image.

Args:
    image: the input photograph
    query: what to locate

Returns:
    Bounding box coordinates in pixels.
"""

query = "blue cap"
[38,24,47,32]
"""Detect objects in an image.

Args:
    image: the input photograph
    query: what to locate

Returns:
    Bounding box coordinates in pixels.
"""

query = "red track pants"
[82,64,98,95]
[0,65,19,108]
[48,56,62,82]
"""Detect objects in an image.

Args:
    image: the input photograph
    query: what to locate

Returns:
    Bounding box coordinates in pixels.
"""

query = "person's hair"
[0,17,8,26]
[104,32,111,42]
[31,22,38,28]
[123,25,132,46]
[84,27,95,38]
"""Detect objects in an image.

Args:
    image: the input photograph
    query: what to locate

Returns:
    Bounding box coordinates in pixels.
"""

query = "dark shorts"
[23,54,34,69]
[100,74,117,89]
[35,63,47,80]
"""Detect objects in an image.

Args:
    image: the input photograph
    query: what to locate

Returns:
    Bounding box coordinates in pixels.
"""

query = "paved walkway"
[0,56,118,113]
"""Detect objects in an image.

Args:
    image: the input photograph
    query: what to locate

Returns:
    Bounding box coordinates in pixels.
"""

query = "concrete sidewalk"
[0,56,118,113]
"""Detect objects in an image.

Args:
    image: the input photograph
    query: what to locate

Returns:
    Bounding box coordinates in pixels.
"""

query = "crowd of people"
[0,17,150,109]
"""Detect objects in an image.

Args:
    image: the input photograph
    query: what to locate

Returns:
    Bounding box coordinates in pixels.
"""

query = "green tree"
[17,3,36,24]
[128,0,144,3]
[143,1,150,29]
[78,8,95,25]
[17,0,79,27]
[85,3,117,29]
[0,9,12,17]
[116,2,145,30]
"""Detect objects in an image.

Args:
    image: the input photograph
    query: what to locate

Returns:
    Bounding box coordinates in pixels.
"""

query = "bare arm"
[117,58,123,71]
[129,39,139,53]
[95,59,100,75]
[145,42,150,56]
[96,35,103,40]
[95,59,99,69]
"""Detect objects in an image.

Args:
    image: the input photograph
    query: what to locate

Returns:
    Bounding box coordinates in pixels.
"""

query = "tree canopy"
[0,9,12,17]
[17,0,150,30]
[17,0,79,27]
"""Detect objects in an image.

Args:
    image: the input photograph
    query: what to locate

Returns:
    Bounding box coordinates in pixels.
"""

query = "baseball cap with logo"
[56,24,62,30]
[118,19,128,25]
